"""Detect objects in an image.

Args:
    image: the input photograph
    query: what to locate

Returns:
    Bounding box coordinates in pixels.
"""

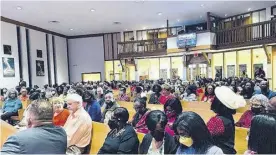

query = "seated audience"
[139,110,178,154]
[83,90,102,122]
[267,97,276,114]
[1,89,22,121]
[96,87,105,106]
[207,86,246,154]
[164,98,182,136]
[52,97,70,126]
[98,107,139,154]
[63,94,92,154]
[19,88,29,108]
[101,92,120,124]
[242,82,254,99]
[173,111,223,154]
[117,87,130,102]
[133,86,144,101]
[149,84,162,104]
[132,97,150,134]
[182,85,197,101]
[1,100,67,154]
[254,80,276,99]
[245,113,276,154]
[236,94,269,128]
[201,84,215,103]
[159,83,174,105]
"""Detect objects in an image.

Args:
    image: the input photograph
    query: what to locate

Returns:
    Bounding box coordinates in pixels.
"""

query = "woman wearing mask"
[52,97,70,126]
[98,107,139,154]
[139,110,178,154]
[201,85,216,103]
[101,92,120,124]
[83,90,102,122]
[207,86,246,154]
[242,82,254,99]
[132,97,150,134]
[149,84,162,104]
[236,94,269,128]
[173,111,223,154]
[245,113,276,154]
[1,89,22,121]
[164,98,183,136]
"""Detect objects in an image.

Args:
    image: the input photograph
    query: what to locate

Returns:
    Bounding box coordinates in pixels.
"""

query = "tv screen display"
[177,33,197,48]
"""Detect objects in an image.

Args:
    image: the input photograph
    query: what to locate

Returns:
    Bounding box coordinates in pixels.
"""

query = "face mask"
[165,111,176,119]
[179,136,193,147]
[151,130,164,142]
[108,119,118,130]
[251,107,262,114]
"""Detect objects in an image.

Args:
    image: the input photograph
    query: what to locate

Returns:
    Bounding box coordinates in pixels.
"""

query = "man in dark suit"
[1,100,67,154]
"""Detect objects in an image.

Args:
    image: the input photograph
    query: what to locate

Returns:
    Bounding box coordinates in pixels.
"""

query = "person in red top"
[164,98,182,136]
[117,87,130,102]
[159,83,174,105]
[235,94,269,128]
[201,84,215,103]
[52,97,70,126]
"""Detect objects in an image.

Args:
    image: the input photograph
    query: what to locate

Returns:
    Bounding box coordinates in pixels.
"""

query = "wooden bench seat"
[1,120,18,148]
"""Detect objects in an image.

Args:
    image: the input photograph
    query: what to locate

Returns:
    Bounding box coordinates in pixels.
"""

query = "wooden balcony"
[216,20,276,49]
[117,38,167,58]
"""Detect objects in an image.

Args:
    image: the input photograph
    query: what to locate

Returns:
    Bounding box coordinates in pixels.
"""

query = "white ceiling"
[1,1,275,36]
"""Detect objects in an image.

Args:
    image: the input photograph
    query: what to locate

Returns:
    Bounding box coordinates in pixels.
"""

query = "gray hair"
[27,99,53,123]
[7,88,18,98]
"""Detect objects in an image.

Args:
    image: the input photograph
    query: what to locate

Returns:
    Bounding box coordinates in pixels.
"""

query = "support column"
[134,59,139,81]
[208,53,212,78]
[182,54,187,81]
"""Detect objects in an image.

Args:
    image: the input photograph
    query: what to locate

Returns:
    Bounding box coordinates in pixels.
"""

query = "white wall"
[68,36,105,83]
[0,21,20,88]
[29,29,48,87]
[55,36,69,84]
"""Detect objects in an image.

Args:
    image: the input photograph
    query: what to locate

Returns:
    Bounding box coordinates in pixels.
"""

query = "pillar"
[208,53,212,78]
[182,54,187,81]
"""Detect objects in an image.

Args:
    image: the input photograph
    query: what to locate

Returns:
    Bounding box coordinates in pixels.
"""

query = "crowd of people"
[1,76,276,154]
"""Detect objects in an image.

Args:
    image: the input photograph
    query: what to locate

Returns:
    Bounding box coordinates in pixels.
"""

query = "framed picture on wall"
[227,65,235,78]
[160,69,168,80]
[215,66,222,80]
[3,45,12,55]
[239,64,247,77]
[2,57,15,77]
[36,60,45,76]
[37,50,42,58]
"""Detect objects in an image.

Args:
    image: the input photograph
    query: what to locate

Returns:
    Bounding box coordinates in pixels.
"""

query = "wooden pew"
[0,120,18,148]
[235,127,248,154]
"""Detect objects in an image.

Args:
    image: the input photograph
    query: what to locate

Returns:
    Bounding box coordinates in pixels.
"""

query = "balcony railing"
[216,20,276,49]
[117,38,167,58]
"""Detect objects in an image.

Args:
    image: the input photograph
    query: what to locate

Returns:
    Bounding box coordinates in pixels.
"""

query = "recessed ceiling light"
[162,25,165,27]
[16,6,22,10]
[200,4,204,7]
[200,15,203,18]
[125,29,128,31]
[113,22,121,25]
[70,28,73,31]
[157,12,162,16]
[90,9,95,12]
[248,8,251,11]
[49,21,60,24]
[177,19,180,22]
[225,14,228,17]
[143,27,147,30]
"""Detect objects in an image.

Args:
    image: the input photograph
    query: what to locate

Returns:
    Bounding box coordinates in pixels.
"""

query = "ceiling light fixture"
[49,20,60,24]
[16,6,22,10]
[162,25,165,27]
[113,22,121,25]
[143,27,147,30]
[200,4,204,7]
[125,29,128,31]
[200,15,203,18]
[248,8,251,11]
[177,19,180,22]
[90,9,95,12]
[157,12,162,16]
[70,28,74,31]
[225,14,228,17]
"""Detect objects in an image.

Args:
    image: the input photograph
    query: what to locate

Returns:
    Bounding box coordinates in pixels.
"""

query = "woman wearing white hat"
[206,86,246,154]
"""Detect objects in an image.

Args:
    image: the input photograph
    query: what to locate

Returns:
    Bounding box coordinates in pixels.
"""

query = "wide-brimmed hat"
[215,86,246,109]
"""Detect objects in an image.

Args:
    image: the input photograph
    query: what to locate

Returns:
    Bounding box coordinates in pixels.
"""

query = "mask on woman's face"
[251,107,262,114]
[179,136,193,147]
[151,130,164,142]
[108,118,118,130]
[165,110,176,119]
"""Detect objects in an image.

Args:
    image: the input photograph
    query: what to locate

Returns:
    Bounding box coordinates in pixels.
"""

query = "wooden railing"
[216,20,276,49]
[117,38,167,58]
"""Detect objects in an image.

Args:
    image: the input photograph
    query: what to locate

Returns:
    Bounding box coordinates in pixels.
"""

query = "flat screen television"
[177,33,197,48]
